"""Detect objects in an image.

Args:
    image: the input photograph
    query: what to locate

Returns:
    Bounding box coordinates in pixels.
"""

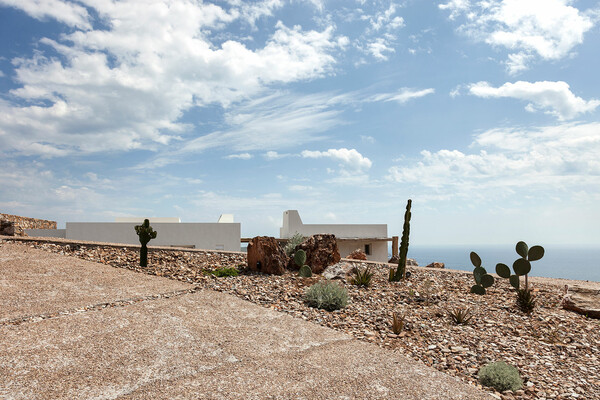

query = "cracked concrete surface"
[0,242,492,399]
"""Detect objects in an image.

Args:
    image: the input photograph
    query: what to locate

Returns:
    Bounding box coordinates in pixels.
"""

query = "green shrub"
[447,307,473,325]
[478,361,523,392]
[208,267,239,277]
[283,232,306,256]
[516,287,536,314]
[349,265,373,287]
[304,281,348,311]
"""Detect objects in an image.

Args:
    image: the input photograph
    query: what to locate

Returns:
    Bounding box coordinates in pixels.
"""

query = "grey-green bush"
[304,281,348,311]
[478,361,523,392]
[283,232,306,256]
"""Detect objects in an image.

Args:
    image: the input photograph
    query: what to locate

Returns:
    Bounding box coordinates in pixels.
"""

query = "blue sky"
[1,0,599,246]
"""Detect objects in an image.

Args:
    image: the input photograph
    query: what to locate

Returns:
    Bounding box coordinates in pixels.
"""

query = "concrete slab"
[0,241,492,399]
[0,243,190,322]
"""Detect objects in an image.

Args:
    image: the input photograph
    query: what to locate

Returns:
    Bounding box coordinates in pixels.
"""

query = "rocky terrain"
[2,238,599,400]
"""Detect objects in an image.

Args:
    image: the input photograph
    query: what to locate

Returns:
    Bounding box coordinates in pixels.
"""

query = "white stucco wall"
[280,210,387,238]
[338,240,389,263]
[24,229,67,238]
[65,222,240,251]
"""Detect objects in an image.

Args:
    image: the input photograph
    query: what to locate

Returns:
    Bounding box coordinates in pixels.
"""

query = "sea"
[399,245,600,283]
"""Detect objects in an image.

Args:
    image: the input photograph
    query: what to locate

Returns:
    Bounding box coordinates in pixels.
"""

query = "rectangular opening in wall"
[215,244,224,250]
[364,244,371,255]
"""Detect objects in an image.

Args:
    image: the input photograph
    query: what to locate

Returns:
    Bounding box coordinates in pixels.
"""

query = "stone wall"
[0,213,57,236]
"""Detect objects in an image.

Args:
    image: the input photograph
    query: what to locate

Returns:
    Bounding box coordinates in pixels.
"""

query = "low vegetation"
[283,232,306,257]
[478,361,523,392]
[304,281,348,311]
[349,265,373,287]
[207,267,239,277]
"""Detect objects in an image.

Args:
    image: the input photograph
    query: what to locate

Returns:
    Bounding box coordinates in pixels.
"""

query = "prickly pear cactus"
[469,251,495,295]
[135,219,157,267]
[298,265,312,278]
[294,249,307,268]
[496,241,544,292]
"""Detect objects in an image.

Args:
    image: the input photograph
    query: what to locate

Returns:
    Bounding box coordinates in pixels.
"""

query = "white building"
[25,215,241,251]
[279,210,390,262]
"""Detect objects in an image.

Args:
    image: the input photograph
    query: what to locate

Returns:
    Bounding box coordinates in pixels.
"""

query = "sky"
[1,0,599,246]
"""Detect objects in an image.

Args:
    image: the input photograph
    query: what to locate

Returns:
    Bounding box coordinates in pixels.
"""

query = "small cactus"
[294,249,307,267]
[294,249,312,277]
[496,241,544,292]
[469,251,495,295]
[495,241,544,313]
[298,265,312,277]
[135,219,157,267]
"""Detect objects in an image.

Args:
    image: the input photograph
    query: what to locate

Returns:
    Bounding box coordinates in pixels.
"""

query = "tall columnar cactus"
[391,199,412,281]
[469,251,495,295]
[135,219,157,267]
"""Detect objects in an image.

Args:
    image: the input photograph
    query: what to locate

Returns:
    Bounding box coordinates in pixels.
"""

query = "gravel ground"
[3,238,599,400]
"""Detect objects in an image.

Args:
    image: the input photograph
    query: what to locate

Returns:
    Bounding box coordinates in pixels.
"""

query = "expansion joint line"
[0,286,202,327]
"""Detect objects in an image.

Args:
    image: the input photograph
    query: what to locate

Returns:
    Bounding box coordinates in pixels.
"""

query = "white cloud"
[353,3,405,62]
[366,37,395,61]
[0,0,346,157]
[362,4,405,32]
[289,185,313,192]
[264,151,289,160]
[469,81,600,120]
[174,91,345,156]
[301,148,372,170]
[505,52,534,75]
[360,135,375,143]
[388,122,600,193]
[438,0,470,20]
[440,0,597,72]
[0,0,91,29]
[225,153,252,159]
[369,88,435,103]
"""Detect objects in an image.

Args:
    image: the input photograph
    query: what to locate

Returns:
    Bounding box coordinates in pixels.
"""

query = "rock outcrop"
[291,234,340,274]
[347,249,367,260]
[425,262,445,269]
[562,285,600,319]
[0,220,15,236]
[246,236,288,275]
[388,255,418,266]
[0,213,56,236]
[322,261,355,280]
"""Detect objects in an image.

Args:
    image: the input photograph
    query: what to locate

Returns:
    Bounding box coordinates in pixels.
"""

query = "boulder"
[425,262,445,269]
[347,249,367,260]
[562,286,600,319]
[246,236,288,275]
[0,220,15,236]
[291,234,341,274]
[388,255,418,266]
[322,261,355,280]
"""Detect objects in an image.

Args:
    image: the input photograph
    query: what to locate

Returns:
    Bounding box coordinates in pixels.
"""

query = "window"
[364,244,371,255]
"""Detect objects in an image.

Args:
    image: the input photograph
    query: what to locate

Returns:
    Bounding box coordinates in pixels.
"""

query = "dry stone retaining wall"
[0,213,57,236]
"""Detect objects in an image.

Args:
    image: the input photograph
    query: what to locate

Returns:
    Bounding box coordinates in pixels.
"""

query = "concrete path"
[0,242,492,399]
